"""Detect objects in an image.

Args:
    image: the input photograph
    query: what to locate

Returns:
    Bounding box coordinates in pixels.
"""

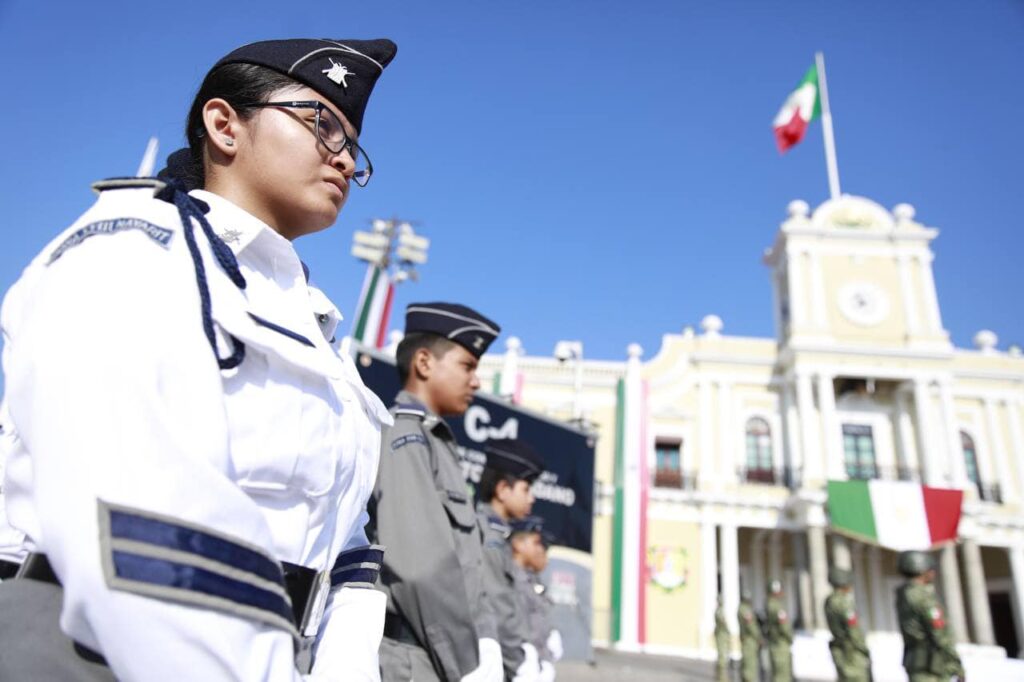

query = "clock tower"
[763,195,951,353]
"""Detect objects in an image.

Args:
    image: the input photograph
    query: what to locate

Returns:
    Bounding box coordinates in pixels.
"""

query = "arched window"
[744,417,774,483]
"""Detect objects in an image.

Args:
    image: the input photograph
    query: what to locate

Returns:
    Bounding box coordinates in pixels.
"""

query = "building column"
[918,254,944,335]
[897,254,921,336]
[782,382,804,487]
[831,534,852,571]
[1006,400,1024,504]
[808,525,829,630]
[699,379,715,489]
[851,542,869,628]
[895,390,918,480]
[960,538,995,645]
[984,398,1014,503]
[797,372,822,485]
[700,521,721,642]
[769,531,784,585]
[792,532,814,631]
[938,544,969,644]
[939,382,968,489]
[817,373,844,481]
[787,248,807,328]
[1008,545,1024,658]
[718,381,733,489]
[721,524,740,638]
[913,379,939,485]
[751,531,767,609]
[809,250,827,329]
[868,546,887,631]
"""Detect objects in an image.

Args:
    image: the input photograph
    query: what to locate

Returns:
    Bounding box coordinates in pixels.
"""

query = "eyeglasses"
[250,100,373,187]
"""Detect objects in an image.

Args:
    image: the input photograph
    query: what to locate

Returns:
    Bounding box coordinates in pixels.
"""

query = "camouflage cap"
[828,566,852,587]
[898,550,935,577]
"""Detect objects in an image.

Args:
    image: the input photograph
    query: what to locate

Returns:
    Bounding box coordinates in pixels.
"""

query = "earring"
[223,138,234,147]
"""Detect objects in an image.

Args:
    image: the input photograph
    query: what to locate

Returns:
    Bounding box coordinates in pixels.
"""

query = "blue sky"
[1,1,1022,390]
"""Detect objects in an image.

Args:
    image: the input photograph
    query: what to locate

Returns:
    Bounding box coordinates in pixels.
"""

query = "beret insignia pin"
[473,336,484,350]
[322,58,354,88]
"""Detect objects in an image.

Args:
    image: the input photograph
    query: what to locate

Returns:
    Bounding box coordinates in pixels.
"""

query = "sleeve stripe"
[330,545,384,588]
[334,545,384,567]
[98,501,296,637]
[108,509,284,585]
[330,566,380,587]
[110,551,296,635]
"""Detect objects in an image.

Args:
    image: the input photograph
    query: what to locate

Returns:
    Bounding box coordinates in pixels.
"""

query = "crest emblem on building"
[646,545,689,592]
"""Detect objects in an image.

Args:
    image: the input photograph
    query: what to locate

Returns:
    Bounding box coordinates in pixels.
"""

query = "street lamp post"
[349,218,429,349]
[554,340,585,423]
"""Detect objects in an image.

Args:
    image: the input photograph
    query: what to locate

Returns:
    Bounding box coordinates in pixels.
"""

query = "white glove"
[460,638,503,682]
[546,629,564,662]
[538,660,556,682]
[512,643,539,682]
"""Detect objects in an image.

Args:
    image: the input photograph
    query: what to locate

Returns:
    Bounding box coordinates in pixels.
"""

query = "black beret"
[213,38,397,134]
[484,439,544,483]
[405,302,500,359]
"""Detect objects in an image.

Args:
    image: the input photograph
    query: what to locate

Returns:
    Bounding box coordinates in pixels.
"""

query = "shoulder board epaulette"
[91,177,167,195]
[392,403,426,419]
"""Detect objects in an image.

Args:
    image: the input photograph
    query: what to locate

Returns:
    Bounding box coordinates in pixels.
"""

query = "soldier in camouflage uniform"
[762,580,793,682]
[714,595,731,682]
[895,551,964,682]
[737,591,761,682]
[824,567,871,682]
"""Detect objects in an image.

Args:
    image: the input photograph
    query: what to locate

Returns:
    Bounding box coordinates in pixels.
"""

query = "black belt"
[383,612,421,646]
[0,558,20,580]
[19,553,328,635]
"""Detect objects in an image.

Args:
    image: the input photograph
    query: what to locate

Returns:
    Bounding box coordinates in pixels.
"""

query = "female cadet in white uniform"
[0,38,397,680]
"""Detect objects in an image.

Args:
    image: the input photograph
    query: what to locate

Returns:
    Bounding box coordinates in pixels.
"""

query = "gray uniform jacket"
[368,392,497,680]
[522,570,554,662]
[477,503,530,676]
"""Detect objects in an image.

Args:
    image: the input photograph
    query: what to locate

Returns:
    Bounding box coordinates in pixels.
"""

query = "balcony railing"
[735,466,799,488]
[845,465,921,482]
[977,483,1002,504]
[652,468,698,491]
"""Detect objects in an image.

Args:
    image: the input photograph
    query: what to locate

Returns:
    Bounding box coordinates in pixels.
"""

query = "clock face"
[837,282,890,326]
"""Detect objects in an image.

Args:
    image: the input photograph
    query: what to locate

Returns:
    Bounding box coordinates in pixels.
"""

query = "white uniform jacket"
[0,180,393,680]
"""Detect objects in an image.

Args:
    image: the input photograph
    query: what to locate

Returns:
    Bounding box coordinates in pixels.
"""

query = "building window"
[654,439,682,488]
[842,424,878,480]
[961,431,980,487]
[744,418,775,483]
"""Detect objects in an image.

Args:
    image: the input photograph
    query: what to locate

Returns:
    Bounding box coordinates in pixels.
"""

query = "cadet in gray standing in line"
[510,516,562,681]
[478,439,546,682]
[368,303,504,682]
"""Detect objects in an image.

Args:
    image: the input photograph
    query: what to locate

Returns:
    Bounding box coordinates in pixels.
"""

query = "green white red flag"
[773,64,821,153]
[351,265,394,348]
[827,480,963,551]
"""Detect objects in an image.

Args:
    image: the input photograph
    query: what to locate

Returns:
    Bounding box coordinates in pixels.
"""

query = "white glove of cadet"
[460,638,503,682]
[546,629,564,662]
[511,642,540,682]
[538,660,556,682]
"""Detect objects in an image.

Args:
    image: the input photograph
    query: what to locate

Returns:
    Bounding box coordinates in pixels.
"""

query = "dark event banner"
[354,346,596,553]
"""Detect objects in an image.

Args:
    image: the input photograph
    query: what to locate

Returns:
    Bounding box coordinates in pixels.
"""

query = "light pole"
[349,219,429,349]
[554,340,585,423]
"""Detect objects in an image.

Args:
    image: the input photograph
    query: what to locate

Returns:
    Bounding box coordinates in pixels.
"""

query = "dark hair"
[478,467,518,502]
[182,63,300,188]
[395,332,458,385]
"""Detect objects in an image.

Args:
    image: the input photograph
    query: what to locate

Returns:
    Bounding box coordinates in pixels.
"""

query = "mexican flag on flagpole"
[773,64,822,153]
[827,480,963,551]
[351,264,394,348]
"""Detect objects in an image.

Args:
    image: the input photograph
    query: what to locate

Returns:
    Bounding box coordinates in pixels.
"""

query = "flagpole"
[816,51,842,200]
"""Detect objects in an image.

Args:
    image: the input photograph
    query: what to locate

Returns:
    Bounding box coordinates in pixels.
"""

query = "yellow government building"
[475,195,1024,673]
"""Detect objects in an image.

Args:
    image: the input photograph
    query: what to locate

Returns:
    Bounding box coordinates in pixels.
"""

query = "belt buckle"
[299,569,331,638]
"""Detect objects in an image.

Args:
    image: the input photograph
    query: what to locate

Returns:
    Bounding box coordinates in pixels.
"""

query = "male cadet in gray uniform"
[478,439,545,682]
[368,302,504,682]
[510,516,562,682]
